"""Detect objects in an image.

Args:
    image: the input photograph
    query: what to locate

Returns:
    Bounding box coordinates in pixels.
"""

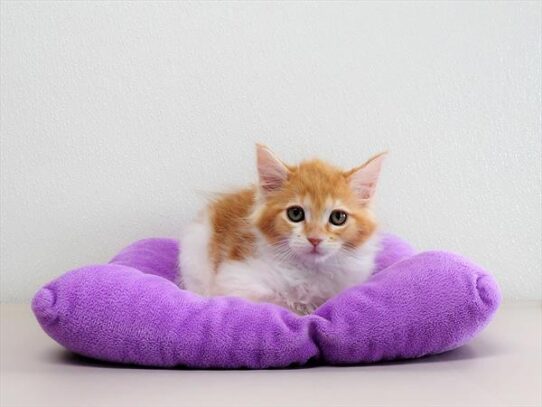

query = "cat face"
[253,144,386,264]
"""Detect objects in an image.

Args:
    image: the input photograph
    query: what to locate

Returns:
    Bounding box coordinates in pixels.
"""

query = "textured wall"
[1,2,540,302]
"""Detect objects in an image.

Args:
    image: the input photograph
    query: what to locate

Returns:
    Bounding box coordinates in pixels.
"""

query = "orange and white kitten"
[179,144,386,315]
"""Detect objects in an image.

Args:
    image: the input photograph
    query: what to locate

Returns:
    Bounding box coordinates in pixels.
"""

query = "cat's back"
[208,187,257,268]
[180,187,257,291]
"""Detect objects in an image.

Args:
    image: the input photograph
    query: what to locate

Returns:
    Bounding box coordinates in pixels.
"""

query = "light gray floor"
[1,302,541,407]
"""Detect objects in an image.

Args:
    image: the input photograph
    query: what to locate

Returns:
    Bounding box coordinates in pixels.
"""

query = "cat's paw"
[291,302,317,315]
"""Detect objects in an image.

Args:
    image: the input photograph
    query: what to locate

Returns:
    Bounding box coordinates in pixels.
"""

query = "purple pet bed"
[32,234,501,369]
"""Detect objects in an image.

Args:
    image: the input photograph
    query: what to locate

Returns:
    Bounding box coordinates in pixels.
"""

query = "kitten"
[179,144,386,315]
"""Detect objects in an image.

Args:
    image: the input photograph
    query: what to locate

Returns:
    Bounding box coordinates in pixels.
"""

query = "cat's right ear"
[256,144,289,194]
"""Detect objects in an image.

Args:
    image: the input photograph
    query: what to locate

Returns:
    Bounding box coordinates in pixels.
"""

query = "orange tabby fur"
[209,156,382,271]
[209,188,256,270]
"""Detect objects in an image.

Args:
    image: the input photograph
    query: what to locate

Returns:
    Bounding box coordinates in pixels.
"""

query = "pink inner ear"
[260,171,286,192]
[349,153,386,202]
[352,181,376,201]
[257,146,289,193]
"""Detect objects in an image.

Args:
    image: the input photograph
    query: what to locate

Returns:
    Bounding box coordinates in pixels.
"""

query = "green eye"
[329,210,347,226]
[286,206,305,222]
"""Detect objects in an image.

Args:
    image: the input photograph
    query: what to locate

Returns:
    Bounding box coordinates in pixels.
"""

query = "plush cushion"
[32,234,501,368]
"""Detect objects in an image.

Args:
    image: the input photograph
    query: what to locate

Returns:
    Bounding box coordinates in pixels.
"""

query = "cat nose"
[307,237,323,247]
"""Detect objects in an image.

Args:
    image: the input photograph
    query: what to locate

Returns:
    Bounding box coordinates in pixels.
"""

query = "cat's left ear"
[345,152,388,203]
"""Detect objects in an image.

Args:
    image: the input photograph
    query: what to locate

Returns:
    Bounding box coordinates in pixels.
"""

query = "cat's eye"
[329,210,348,226]
[286,206,305,222]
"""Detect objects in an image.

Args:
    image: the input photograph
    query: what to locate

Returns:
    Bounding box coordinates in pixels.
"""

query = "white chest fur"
[179,217,380,314]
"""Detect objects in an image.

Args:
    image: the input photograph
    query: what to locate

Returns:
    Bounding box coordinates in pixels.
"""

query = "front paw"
[291,302,317,315]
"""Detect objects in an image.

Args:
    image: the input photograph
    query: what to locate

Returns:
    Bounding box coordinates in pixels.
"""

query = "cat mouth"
[307,247,324,256]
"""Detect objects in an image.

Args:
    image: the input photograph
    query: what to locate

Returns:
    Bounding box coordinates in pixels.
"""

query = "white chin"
[300,251,330,263]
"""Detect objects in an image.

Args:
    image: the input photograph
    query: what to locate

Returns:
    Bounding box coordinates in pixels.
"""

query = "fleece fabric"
[32,234,501,368]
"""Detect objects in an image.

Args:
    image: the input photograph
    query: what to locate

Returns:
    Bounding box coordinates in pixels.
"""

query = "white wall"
[1,1,540,302]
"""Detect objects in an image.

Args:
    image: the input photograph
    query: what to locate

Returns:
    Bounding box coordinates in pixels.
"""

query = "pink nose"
[307,237,323,247]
